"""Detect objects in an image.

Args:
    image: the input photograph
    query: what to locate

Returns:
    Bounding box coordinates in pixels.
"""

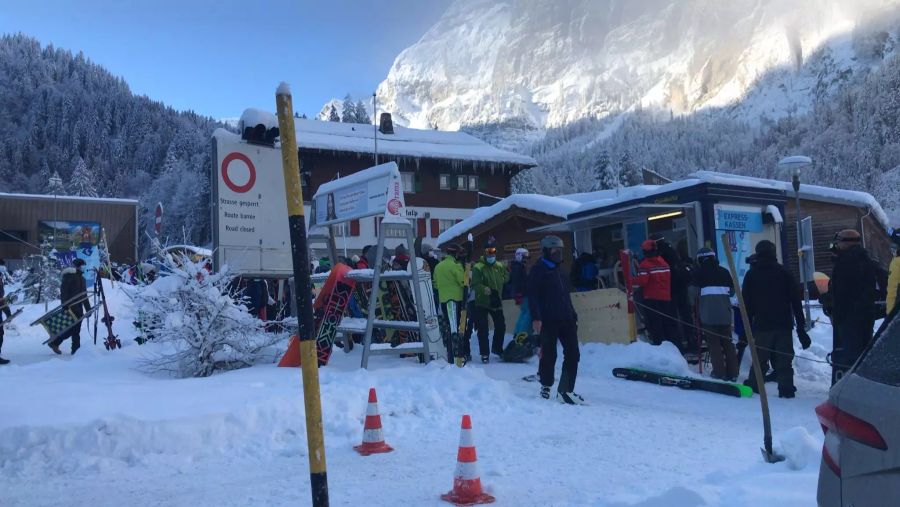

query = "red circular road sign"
[221,152,256,193]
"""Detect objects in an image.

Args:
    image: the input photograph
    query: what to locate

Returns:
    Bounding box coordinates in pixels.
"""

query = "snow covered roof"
[293,118,536,167]
[689,171,891,229]
[0,192,139,205]
[435,192,609,246]
[568,171,890,229]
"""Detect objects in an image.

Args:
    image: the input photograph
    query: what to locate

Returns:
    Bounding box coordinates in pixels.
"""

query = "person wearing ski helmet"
[507,246,530,304]
[886,228,900,316]
[741,240,810,397]
[434,243,466,360]
[528,235,583,404]
[633,239,679,349]
[471,240,509,362]
[688,248,738,381]
[49,258,93,355]
[826,229,877,385]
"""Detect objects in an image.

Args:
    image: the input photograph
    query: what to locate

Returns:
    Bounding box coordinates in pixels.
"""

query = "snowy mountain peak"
[375,0,900,130]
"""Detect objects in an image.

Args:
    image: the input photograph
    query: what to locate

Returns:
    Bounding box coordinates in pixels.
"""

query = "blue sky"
[0,0,451,119]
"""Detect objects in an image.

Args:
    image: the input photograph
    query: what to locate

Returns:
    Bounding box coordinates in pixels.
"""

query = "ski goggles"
[484,247,497,255]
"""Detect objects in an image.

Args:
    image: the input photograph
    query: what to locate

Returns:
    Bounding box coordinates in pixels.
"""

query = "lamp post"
[777,155,813,330]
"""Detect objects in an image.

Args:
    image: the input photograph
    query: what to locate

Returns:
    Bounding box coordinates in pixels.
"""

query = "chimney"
[379,113,394,134]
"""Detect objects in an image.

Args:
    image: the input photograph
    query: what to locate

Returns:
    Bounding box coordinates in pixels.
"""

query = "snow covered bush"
[133,252,283,378]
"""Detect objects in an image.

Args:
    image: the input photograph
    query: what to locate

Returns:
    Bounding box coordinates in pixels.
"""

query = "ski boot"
[481,355,489,364]
[540,385,550,400]
[0,357,9,365]
[557,392,587,405]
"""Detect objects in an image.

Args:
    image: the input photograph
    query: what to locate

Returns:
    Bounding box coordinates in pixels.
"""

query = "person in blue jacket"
[528,235,584,405]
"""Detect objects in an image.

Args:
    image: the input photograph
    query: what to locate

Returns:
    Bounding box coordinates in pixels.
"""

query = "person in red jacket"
[634,239,680,349]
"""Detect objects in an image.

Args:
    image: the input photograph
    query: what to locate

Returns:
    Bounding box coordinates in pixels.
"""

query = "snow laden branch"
[133,252,284,378]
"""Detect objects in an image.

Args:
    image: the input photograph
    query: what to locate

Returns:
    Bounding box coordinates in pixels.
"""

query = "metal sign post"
[275,83,329,507]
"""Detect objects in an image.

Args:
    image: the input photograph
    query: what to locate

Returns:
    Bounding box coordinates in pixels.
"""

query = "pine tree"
[328,104,340,122]
[618,152,641,187]
[68,157,98,197]
[341,94,356,123]
[354,100,371,124]
[594,150,615,189]
[47,170,67,195]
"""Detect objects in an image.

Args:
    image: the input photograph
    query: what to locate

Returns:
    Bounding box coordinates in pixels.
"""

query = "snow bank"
[776,426,822,471]
[239,108,278,132]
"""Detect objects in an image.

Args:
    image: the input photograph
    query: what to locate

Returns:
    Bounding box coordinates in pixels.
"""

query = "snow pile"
[239,108,278,132]
[777,426,823,472]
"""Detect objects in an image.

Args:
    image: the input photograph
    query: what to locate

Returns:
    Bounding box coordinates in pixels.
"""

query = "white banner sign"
[311,161,407,227]
[212,129,292,276]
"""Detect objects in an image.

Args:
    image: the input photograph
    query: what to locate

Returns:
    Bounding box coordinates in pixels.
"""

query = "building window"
[439,174,450,190]
[401,172,415,193]
[456,175,466,190]
[468,176,479,191]
[437,219,456,234]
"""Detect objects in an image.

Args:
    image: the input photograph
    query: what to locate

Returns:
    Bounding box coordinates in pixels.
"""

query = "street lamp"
[777,155,813,330]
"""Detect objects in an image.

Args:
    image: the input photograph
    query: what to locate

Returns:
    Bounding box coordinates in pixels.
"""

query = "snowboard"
[410,258,445,360]
[31,294,99,345]
[1,307,23,326]
[313,263,357,365]
[612,367,753,398]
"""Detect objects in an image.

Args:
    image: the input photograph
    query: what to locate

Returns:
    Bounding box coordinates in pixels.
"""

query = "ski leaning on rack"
[612,367,753,398]
[96,277,120,350]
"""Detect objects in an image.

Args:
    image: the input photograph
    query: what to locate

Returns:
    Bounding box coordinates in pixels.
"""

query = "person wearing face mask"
[528,235,583,404]
[470,241,509,363]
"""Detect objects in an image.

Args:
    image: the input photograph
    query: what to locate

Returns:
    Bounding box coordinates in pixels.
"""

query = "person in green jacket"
[434,244,466,360]
[471,242,509,362]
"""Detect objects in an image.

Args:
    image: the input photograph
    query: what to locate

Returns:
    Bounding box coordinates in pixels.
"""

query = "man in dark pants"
[49,258,93,355]
[471,242,509,362]
[741,240,811,398]
[826,229,877,385]
[0,259,12,364]
[689,248,738,381]
[528,235,583,405]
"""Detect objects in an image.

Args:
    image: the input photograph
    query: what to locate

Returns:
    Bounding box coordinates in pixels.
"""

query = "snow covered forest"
[0,34,221,251]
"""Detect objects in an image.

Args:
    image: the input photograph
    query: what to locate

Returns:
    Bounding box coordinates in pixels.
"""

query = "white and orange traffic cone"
[441,414,495,505]
[354,388,394,456]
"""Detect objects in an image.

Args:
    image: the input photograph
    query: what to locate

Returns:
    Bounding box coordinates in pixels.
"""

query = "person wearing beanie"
[48,258,93,355]
[688,248,738,381]
[507,247,530,304]
[741,240,809,397]
[633,239,679,349]
[826,229,877,384]
[470,241,509,362]
[528,235,583,404]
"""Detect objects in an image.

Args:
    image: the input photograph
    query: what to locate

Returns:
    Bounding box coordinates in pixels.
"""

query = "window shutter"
[430,219,440,238]
[415,172,422,192]
[451,175,458,190]
[350,219,360,237]
[478,175,487,191]
[417,218,426,237]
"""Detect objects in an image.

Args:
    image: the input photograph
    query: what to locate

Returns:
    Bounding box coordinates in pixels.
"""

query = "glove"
[797,329,812,350]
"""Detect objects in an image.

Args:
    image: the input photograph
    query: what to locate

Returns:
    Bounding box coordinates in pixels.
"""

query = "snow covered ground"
[1,280,835,506]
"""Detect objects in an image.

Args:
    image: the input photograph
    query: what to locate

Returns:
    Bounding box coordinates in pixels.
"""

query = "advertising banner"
[311,162,406,228]
[39,220,101,250]
[714,205,764,284]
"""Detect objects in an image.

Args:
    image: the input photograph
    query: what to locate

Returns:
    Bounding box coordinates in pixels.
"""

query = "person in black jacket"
[653,236,692,351]
[741,240,811,397]
[688,248,738,381]
[507,247,529,302]
[49,258,93,355]
[826,229,877,385]
[528,235,583,405]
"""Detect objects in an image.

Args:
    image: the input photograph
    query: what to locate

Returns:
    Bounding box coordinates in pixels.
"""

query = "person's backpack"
[502,332,537,363]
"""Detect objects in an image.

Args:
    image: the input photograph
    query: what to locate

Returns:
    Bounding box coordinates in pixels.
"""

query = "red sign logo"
[387,198,403,215]
[221,152,256,193]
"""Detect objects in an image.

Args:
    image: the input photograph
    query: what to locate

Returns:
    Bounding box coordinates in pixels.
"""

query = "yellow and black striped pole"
[275,83,329,506]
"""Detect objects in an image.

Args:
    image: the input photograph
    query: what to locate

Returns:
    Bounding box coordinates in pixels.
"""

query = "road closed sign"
[211,129,292,276]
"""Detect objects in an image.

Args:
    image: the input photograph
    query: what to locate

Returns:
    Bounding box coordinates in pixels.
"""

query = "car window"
[855,315,900,386]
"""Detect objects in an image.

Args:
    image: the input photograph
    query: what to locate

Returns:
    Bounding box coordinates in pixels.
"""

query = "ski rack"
[352,220,432,368]
[307,220,432,368]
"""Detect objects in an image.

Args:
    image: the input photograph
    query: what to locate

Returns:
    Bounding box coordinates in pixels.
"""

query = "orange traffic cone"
[277,335,301,367]
[441,415,495,505]
[354,388,394,456]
